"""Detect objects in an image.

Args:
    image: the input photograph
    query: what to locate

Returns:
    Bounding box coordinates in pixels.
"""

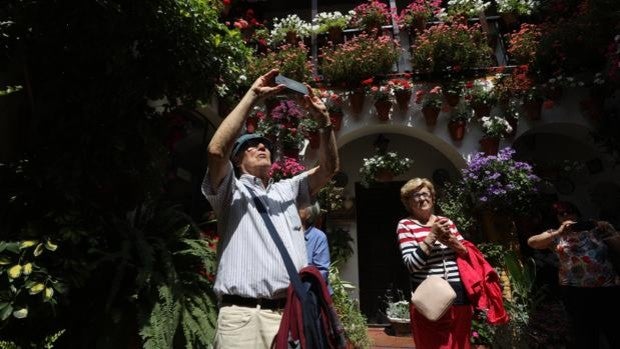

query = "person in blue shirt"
[299,201,333,294]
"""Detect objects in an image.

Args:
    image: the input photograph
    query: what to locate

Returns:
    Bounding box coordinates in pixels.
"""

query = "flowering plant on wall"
[480,116,513,138]
[317,180,345,212]
[359,151,413,187]
[246,43,313,83]
[313,11,354,34]
[269,14,312,45]
[446,0,490,19]
[461,147,540,213]
[396,0,444,31]
[349,0,391,32]
[507,23,542,66]
[269,156,306,181]
[410,22,491,74]
[415,85,443,108]
[368,83,393,102]
[388,78,412,92]
[464,78,497,107]
[320,33,399,86]
[496,0,540,16]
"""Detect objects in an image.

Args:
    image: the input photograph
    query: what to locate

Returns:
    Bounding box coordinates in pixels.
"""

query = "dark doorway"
[355,181,411,324]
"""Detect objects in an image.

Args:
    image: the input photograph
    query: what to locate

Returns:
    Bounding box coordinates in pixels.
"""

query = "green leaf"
[0,303,13,321]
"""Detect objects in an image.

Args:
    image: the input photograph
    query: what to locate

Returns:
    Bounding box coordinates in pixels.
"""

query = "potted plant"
[349,0,391,34]
[479,115,513,155]
[448,104,471,142]
[368,83,393,121]
[319,32,400,88]
[319,89,345,131]
[507,23,542,66]
[384,290,411,336]
[298,117,320,149]
[396,0,443,34]
[246,43,313,84]
[415,85,443,126]
[317,180,345,212]
[464,78,497,119]
[496,0,540,27]
[388,77,413,110]
[410,22,492,76]
[359,150,413,187]
[328,266,372,348]
[269,14,312,45]
[269,156,306,181]
[461,147,540,216]
[313,11,353,43]
[445,0,490,20]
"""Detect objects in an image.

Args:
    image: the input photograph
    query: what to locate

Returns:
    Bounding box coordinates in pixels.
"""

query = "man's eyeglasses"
[411,192,432,200]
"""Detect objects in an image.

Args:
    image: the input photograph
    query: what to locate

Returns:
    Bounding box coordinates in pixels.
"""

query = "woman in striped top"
[396,177,473,349]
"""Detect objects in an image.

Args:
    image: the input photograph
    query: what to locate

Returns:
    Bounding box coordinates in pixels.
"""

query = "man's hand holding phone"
[275,74,309,95]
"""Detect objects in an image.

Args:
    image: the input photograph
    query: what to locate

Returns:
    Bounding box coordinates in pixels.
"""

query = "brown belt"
[221,295,286,310]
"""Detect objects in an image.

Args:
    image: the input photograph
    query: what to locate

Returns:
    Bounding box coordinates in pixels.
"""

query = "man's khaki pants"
[214,304,283,349]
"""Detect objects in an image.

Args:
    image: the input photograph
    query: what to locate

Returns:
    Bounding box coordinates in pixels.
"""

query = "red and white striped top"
[396,216,464,287]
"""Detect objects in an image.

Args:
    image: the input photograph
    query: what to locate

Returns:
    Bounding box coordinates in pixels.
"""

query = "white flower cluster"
[359,151,413,186]
[270,14,312,45]
[495,0,539,16]
[312,11,354,33]
[481,116,512,137]
[447,0,491,16]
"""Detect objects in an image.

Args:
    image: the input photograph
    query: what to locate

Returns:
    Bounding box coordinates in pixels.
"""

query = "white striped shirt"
[202,162,309,299]
[396,217,464,286]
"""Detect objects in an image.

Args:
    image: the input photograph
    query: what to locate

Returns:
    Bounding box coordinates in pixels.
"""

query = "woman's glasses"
[411,192,431,200]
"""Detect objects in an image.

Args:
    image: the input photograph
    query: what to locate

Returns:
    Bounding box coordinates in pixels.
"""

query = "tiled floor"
[367,326,415,348]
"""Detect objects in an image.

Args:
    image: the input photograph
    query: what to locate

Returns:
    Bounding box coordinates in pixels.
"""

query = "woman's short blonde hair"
[400,177,436,211]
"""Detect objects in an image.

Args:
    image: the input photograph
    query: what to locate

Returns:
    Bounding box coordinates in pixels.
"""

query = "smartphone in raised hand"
[275,74,309,95]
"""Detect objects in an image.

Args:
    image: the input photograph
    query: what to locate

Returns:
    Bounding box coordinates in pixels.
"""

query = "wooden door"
[355,181,411,324]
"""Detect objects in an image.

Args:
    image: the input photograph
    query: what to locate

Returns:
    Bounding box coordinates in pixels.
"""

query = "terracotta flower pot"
[374,169,394,182]
[394,90,412,110]
[479,136,500,156]
[285,31,299,44]
[448,119,467,141]
[349,88,366,115]
[374,99,392,121]
[327,27,343,44]
[329,110,343,131]
[422,106,440,127]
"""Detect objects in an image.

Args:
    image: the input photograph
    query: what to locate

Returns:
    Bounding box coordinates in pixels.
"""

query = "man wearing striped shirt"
[396,177,472,349]
[202,69,339,348]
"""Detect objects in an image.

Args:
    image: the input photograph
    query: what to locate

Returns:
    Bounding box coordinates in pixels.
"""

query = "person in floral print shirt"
[527,201,619,349]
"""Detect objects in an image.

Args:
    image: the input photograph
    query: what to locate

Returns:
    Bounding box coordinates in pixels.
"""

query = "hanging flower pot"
[329,110,343,131]
[349,88,366,115]
[479,136,500,156]
[374,169,394,182]
[448,119,467,142]
[307,130,320,149]
[422,106,440,127]
[523,98,543,121]
[285,31,299,45]
[374,99,392,121]
[394,90,412,110]
[327,26,343,44]
[246,116,258,134]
